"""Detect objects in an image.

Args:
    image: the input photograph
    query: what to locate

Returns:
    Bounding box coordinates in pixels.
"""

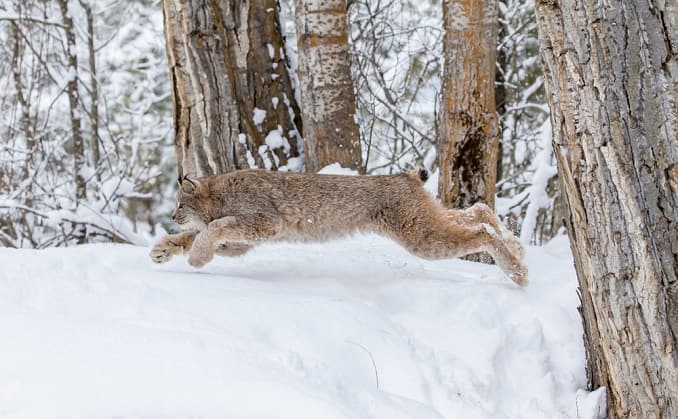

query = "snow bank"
[0,234,596,418]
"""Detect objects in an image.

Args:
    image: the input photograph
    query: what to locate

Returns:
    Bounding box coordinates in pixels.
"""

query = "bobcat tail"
[407,168,429,183]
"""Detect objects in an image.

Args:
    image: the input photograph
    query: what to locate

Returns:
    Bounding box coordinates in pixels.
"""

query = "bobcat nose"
[171,210,177,220]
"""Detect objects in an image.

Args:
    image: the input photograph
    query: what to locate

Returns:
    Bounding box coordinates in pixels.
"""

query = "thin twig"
[346,340,379,389]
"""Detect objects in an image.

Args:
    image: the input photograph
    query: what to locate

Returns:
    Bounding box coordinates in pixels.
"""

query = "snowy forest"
[0,0,556,248]
[0,0,676,418]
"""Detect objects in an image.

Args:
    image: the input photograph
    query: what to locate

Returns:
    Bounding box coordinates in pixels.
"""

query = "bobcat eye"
[178,204,183,210]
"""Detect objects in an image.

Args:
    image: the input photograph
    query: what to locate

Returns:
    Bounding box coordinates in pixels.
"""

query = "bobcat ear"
[180,176,209,197]
[180,176,200,195]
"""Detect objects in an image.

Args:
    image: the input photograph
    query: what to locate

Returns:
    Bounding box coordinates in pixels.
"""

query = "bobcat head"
[172,176,211,231]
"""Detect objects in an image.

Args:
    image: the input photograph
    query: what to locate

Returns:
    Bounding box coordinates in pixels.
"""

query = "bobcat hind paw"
[505,235,526,261]
[509,263,529,287]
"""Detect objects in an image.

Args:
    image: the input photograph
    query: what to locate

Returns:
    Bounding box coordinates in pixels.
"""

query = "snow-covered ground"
[0,234,604,418]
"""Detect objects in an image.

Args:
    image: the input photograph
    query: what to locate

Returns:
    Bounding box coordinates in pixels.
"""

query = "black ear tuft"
[418,168,429,182]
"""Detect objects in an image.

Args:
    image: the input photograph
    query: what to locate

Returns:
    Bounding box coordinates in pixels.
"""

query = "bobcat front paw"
[188,250,213,268]
[150,245,172,264]
[149,239,182,264]
[187,231,215,268]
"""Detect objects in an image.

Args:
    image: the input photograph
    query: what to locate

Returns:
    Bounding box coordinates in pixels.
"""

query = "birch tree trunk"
[437,0,500,209]
[534,0,678,416]
[79,0,100,180]
[294,0,362,173]
[57,0,86,203]
[162,0,303,177]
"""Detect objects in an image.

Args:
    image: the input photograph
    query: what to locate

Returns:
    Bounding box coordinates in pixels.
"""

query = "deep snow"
[0,234,605,418]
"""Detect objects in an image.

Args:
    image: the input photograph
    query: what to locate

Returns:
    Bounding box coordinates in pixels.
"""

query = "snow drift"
[0,234,604,418]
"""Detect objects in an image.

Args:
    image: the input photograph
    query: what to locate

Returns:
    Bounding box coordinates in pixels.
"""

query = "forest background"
[0,0,556,249]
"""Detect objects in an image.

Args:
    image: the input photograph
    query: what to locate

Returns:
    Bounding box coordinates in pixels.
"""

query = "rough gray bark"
[534,0,678,416]
[10,23,32,151]
[162,0,303,177]
[294,0,362,173]
[437,0,500,210]
[8,21,32,246]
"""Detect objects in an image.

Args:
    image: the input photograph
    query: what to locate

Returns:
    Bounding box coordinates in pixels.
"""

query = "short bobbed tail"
[407,168,429,183]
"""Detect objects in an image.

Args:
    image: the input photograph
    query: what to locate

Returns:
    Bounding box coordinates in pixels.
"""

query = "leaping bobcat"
[150,169,528,286]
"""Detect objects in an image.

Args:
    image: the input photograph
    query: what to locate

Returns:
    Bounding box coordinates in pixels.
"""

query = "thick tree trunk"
[534,0,678,416]
[294,0,362,173]
[162,0,303,177]
[437,0,500,209]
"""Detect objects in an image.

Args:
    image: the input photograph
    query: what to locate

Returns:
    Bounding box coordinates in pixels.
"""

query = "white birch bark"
[57,0,86,204]
[294,0,362,172]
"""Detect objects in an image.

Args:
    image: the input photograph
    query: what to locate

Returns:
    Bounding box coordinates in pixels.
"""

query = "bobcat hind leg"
[392,213,528,286]
[215,242,252,257]
[446,203,525,261]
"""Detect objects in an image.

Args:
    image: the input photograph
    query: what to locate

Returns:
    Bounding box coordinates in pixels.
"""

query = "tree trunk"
[57,0,86,204]
[79,0,100,181]
[437,0,500,209]
[162,0,303,177]
[294,0,362,173]
[9,21,33,247]
[534,0,678,416]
